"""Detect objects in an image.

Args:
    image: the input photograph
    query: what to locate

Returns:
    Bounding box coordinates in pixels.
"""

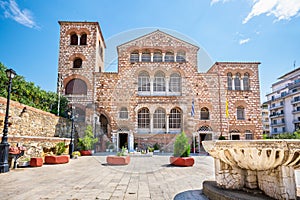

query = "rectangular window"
[245,134,253,140]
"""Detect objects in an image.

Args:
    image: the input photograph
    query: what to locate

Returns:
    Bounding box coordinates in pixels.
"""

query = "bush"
[218,135,226,140]
[56,142,66,155]
[173,132,190,157]
[153,143,160,150]
[78,125,98,150]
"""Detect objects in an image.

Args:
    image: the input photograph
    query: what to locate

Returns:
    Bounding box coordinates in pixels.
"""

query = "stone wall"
[0,96,71,157]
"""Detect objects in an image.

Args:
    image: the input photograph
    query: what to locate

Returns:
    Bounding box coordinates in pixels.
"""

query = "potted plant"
[72,151,81,159]
[44,142,70,164]
[170,132,194,167]
[18,157,31,167]
[153,143,160,154]
[106,147,130,165]
[78,125,98,156]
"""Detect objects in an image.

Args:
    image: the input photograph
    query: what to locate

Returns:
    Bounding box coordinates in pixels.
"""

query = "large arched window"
[237,106,245,120]
[80,33,87,45]
[169,73,181,93]
[138,71,150,92]
[234,73,241,90]
[154,71,165,92]
[138,108,150,128]
[169,108,181,129]
[243,72,250,90]
[141,50,151,62]
[153,51,162,62]
[119,107,128,119]
[227,73,232,90]
[70,33,78,45]
[200,107,209,120]
[73,58,82,68]
[130,50,139,63]
[165,52,174,62]
[65,79,87,95]
[176,51,186,62]
[153,108,166,129]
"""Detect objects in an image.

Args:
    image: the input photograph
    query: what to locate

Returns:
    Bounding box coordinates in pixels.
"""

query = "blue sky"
[0,0,300,102]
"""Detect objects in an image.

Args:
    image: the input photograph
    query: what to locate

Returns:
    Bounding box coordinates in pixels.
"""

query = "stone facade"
[57,21,262,152]
[0,96,71,158]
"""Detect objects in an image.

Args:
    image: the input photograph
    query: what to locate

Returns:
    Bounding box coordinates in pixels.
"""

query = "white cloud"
[239,38,250,45]
[0,0,39,29]
[243,0,300,24]
[210,0,230,6]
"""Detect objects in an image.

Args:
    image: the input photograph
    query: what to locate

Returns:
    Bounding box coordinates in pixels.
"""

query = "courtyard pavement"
[0,153,213,200]
[1,154,299,200]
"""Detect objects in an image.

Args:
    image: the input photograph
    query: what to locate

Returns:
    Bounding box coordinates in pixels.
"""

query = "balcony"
[292,119,300,123]
[270,122,285,127]
[269,104,284,111]
[291,99,300,104]
[292,110,300,114]
[269,112,284,118]
[288,81,300,90]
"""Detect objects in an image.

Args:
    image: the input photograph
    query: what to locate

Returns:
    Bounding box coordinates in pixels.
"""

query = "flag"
[225,99,229,118]
[191,99,195,117]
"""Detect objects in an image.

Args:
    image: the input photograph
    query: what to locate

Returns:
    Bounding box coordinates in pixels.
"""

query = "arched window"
[70,34,78,45]
[153,108,166,129]
[80,34,87,45]
[169,73,181,93]
[154,71,165,92]
[73,58,82,68]
[141,50,151,62]
[119,107,128,119]
[138,71,150,92]
[138,108,150,128]
[176,51,186,62]
[227,73,232,90]
[243,72,250,90]
[65,79,87,95]
[234,73,241,90]
[165,52,174,62]
[130,50,139,63]
[153,51,162,62]
[237,106,245,120]
[200,107,209,120]
[169,108,181,129]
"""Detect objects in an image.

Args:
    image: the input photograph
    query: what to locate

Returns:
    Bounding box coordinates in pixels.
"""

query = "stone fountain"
[202,140,300,200]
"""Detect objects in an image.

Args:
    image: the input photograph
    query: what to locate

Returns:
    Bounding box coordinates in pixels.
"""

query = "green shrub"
[218,135,226,140]
[78,125,98,150]
[56,142,66,155]
[153,143,160,150]
[173,132,190,157]
[117,147,126,156]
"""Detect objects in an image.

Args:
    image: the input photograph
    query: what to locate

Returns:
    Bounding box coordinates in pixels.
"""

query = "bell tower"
[57,21,105,126]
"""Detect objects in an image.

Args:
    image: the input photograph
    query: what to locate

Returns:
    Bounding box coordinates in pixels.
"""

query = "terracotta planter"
[45,155,70,164]
[106,155,130,165]
[30,157,43,167]
[170,156,194,167]
[80,150,93,156]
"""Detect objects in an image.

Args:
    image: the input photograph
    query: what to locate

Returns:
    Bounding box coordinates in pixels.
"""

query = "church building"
[57,21,262,152]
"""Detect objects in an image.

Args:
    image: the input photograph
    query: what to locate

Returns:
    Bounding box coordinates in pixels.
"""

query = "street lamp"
[68,106,77,158]
[0,69,16,173]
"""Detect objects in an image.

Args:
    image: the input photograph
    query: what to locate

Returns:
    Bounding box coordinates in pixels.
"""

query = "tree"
[0,62,68,116]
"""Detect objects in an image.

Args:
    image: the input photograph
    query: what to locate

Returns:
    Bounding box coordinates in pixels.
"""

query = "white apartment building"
[261,103,270,135]
[266,67,300,134]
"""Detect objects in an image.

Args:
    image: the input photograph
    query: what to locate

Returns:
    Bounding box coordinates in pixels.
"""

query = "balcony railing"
[270,122,285,127]
[269,113,284,118]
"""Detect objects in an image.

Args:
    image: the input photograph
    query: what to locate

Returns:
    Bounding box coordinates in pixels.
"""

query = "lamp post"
[0,69,16,173]
[68,106,77,158]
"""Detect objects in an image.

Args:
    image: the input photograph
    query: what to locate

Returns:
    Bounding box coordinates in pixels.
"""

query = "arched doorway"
[196,126,213,153]
[99,114,110,152]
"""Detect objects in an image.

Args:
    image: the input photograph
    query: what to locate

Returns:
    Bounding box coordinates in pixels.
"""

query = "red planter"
[106,155,130,165]
[170,156,194,167]
[80,150,92,156]
[45,155,70,164]
[30,157,43,167]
